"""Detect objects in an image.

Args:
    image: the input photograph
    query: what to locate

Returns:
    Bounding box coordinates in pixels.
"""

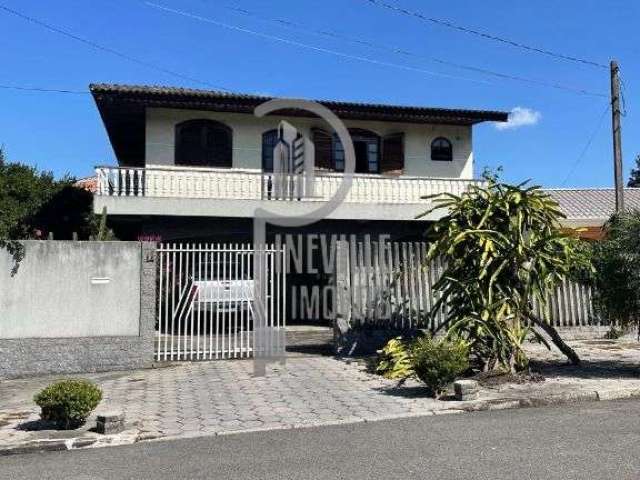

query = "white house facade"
[90,83,508,242]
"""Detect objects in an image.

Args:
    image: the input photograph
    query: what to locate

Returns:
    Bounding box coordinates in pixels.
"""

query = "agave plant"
[420,172,588,372]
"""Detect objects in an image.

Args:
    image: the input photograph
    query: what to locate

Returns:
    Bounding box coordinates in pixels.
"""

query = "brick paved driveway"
[0,356,446,447]
[3,337,640,449]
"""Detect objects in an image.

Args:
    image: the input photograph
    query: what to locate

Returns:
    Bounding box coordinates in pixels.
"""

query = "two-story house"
[91,83,508,243]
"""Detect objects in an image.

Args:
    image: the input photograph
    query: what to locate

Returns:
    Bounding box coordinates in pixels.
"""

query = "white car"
[192,279,254,314]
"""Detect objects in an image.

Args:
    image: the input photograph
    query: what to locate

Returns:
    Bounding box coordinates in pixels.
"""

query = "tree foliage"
[627,154,640,188]
[420,173,587,372]
[591,212,640,335]
[0,151,107,274]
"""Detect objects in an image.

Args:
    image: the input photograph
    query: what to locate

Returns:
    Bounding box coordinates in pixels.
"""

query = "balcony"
[94,166,481,221]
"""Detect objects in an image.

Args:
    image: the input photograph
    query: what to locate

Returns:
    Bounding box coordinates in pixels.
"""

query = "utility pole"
[610,60,624,212]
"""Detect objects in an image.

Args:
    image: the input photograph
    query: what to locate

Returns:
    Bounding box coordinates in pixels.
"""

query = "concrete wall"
[0,241,156,379]
[145,108,473,179]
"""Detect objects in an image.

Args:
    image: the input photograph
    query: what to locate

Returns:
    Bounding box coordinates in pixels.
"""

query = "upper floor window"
[431,137,453,161]
[261,129,278,172]
[175,119,232,167]
[333,128,380,173]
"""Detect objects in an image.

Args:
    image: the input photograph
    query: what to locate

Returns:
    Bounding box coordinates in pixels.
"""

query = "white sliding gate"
[156,244,286,361]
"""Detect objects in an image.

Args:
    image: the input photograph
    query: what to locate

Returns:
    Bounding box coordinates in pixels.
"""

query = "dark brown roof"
[90,83,508,125]
[90,83,508,165]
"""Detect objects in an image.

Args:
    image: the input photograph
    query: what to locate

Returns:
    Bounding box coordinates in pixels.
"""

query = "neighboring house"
[74,176,98,193]
[90,83,508,242]
[545,188,640,240]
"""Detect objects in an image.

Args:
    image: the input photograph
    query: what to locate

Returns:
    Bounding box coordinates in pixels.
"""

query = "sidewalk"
[2,337,640,454]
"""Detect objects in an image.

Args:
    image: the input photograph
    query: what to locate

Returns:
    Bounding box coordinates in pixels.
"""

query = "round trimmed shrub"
[411,337,469,398]
[33,379,103,430]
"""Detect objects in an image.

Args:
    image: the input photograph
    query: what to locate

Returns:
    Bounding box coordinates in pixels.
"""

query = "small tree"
[420,173,586,372]
[0,153,108,274]
[627,154,640,187]
[591,212,640,337]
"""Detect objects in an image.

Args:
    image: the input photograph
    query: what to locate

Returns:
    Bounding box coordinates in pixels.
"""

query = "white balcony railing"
[95,166,481,205]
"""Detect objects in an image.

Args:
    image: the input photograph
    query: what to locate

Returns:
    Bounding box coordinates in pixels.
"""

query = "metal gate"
[156,243,286,361]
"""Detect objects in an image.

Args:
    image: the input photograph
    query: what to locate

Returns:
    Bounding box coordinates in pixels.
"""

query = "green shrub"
[375,337,414,380]
[411,337,469,398]
[33,379,102,429]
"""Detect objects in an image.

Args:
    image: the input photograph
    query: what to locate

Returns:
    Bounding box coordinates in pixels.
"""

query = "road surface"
[2,399,640,479]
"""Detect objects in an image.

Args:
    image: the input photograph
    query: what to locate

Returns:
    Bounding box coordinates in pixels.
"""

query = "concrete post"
[334,240,351,350]
[139,242,158,365]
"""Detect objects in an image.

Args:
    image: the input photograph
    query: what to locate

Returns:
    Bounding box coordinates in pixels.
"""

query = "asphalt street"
[2,399,640,479]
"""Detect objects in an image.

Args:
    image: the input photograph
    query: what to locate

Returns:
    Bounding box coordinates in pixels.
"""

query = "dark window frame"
[261,129,279,172]
[174,119,233,168]
[430,137,453,161]
[332,129,381,174]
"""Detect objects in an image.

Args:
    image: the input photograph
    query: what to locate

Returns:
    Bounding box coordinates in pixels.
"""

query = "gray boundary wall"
[0,241,157,379]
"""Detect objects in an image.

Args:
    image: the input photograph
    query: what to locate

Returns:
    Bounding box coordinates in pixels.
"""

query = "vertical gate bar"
[215,244,221,359]
[189,244,195,360]
[197,243,202,359]
[239,245,244,357]
[356,242,365,325]
[427,256,436,330]
[205,244,211,358]
[176,244,183,361]
[270,246,275,331]
[228,245,232,359]
[222,245,227,359]
[207,244,212,359]
[409,243,418,328]
[375,240,384,323]
[228,244,233,359]
[163,246,169,361]
[371,240,379,323]
[348,235,357,324]
[276,244,281,330]
[387,242,395,327]
[402,243,410,328]
[363,236,372,322]
[169,244,176,361]
[392,242,401,328]
[245,244,250,356]
[382,241,391,323]
[183,244,190,360]
[282,243,287,332]
[415,243,425,327]
[163,246,169,360]
[157,246,163,361]
[577,282,585,327]
[234,243,239,358]
[248,246,253,356]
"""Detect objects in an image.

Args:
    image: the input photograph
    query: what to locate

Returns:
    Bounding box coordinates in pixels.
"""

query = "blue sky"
[0,0,638,187]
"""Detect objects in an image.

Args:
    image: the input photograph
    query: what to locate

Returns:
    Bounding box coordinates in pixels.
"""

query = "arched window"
[261,129,278,172]
[431,137,453,161]
[175,119,232,167]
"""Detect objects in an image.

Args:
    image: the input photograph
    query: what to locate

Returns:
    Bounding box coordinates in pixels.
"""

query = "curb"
[0,437,96,457]
[3,387,640,456]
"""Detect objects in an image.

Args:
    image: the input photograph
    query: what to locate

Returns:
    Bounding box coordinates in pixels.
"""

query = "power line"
[210,2,606,98]
[0,3,232,91]
[560,103,610,186]
[0,84,88,94]
[145,2,497,87]
[147,2,606,97]
[363,0,608,70]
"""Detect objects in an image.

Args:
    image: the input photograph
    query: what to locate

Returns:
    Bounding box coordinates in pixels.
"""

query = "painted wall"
[0,241,157,379]
[145,108,474,179]
[0,241,141,339]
